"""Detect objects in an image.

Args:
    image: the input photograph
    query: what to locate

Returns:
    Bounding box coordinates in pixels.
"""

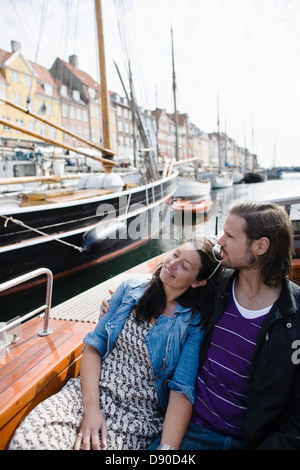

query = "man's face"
[217,214,257,270]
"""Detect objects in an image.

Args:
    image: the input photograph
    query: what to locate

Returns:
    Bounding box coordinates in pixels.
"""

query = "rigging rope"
[0,214,84,253]
[27,0,49,102]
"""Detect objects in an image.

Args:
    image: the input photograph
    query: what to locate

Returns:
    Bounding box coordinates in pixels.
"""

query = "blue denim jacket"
[83,278,204,413]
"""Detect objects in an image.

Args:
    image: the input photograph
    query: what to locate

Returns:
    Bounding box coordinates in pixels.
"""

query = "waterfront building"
[0,40,257,171]
[50,56,99,149]
[0,40,62,148]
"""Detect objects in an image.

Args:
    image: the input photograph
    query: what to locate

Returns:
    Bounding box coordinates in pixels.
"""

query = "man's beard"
[222,247,258,271]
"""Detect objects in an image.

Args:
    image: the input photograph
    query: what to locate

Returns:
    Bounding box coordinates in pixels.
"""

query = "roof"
[0,48,13,65]
[28,61,60,99]
[59,58,99,89]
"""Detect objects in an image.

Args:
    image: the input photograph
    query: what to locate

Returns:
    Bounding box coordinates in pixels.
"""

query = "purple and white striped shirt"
[192,281,270,440]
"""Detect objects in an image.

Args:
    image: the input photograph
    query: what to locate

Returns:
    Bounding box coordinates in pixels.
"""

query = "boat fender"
[102,173,124,192]
[78,174,104,189]
[82,220,127,253]
[78,173,124,192]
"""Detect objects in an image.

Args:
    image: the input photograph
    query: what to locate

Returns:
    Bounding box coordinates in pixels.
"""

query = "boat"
[211,171,233,189]
[172,198,212,215]
[211,96,233,190]
[168,31,211,201]
[0,1,177,287]
[1,191,299,448]
[232,167,244,184]
[173,177,211,199]
[243,171,266,183]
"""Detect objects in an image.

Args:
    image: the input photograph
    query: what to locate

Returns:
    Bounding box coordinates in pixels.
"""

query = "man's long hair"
[229,201,293,287]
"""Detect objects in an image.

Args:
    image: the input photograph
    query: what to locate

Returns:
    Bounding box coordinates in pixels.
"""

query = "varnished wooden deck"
[0,254,161,449]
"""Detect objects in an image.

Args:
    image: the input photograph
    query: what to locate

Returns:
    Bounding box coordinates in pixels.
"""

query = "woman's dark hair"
[134,238,223,327]
[229,202,293,287]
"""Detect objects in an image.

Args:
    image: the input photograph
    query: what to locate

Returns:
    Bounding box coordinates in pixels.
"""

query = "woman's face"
[159,242,203,292]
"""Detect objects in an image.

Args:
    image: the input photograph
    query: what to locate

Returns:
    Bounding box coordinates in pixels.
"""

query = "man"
[179,201,300,450]
[102,201,300,450]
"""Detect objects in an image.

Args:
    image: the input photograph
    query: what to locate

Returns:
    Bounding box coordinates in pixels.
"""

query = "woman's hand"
[99,289,114,317]
[74,407,108,450]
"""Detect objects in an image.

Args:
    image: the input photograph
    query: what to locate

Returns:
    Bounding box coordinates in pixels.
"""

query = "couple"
[9,201,300,450]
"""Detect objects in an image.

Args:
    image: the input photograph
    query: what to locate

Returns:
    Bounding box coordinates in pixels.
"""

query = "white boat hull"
[211,172,233,189]
[174,177,211,198]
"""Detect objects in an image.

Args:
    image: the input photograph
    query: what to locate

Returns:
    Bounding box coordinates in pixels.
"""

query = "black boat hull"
[0,173,176,285]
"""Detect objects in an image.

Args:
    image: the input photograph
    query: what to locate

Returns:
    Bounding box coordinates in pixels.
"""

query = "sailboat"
[169,28,211,200]
[0,0,177,286]
[211,96,233,189]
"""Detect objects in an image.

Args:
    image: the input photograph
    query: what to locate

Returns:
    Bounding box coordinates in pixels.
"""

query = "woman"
[9,238,222,451]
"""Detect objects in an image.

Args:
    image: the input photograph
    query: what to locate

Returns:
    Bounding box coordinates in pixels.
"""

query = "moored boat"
[211,171,233,189]
[173,177,211,199]
[172,198,212,215]
[243,171,266,183]
[0,170,176,285]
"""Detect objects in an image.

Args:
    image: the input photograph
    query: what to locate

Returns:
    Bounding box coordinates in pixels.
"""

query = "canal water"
[1,174,299,321]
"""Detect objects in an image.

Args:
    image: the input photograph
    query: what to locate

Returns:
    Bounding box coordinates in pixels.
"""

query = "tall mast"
[171,27,179,161]
[94,0,111,154]
[217,92,221,173]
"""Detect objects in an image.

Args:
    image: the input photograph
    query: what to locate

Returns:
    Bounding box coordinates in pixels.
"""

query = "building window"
[62,104,68,118]
[28,120,36,132]
[49,127,56,140]
[83,109,88,122]
[25,75,32,87]
[0,85,8,99]
[89,87,96,99]
[44,83,53,97]
[13,93,21,105]
[40,122,47,136]
[76,108,82,120]
[61,85,68,97]
[2,116,11,130]
[11,70,19,83]
[16,118,24,132]
[48,102,54,116]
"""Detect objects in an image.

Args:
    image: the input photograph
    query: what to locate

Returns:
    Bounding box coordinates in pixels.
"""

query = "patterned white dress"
[9,313,164,450]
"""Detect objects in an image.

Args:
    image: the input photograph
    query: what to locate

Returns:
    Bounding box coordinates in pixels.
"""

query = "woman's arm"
[74,344,108,450]
[158,390,193,450]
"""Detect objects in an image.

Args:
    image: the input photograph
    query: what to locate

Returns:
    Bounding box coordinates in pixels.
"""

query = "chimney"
[69,55,78,68]
[11,40,21,52]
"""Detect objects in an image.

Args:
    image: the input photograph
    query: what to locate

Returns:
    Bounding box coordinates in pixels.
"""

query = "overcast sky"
[1,0,299,168]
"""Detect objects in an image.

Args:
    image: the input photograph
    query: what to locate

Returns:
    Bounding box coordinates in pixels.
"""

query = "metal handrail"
[0,268,53,338]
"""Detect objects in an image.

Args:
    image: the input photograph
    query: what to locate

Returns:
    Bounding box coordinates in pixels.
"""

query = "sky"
[1,0,299,169]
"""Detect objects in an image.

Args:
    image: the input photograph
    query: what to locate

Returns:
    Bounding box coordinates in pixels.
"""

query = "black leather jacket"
[199,271,300,450]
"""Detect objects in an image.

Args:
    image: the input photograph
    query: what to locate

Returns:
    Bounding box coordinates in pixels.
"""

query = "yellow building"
[0,41,63,148]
